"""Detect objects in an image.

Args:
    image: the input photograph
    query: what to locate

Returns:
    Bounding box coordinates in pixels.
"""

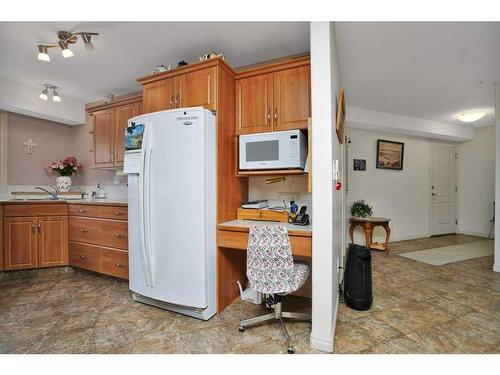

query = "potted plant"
[351,200,373,218]
[45,156,83,192]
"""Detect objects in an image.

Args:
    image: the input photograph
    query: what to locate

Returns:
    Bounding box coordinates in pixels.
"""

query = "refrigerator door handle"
[139,123,154,287]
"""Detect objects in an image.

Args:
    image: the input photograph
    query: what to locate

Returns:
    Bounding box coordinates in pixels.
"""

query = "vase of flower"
[45,156,83,192]
[56,176,72,192]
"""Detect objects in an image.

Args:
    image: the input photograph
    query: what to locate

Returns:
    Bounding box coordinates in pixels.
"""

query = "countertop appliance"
[239,129,307,170]
[123,107,216,320]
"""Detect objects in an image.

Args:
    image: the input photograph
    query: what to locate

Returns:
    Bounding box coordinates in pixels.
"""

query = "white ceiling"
[335,22,500,127]
[0,22,310,124]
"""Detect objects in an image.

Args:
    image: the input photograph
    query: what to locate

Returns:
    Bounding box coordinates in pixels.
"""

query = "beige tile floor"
[0,234,498,354]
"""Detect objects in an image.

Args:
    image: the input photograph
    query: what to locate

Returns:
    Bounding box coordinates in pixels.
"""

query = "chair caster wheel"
[287,347,295,354]
[239,327,245,332]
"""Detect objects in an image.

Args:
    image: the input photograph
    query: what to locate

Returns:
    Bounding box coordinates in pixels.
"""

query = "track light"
[58,41,74,58]
[39,85,61,102]
[52,88,61,102]
[37,45,50,62]
[36,30,98,61]
[39,87,48,101]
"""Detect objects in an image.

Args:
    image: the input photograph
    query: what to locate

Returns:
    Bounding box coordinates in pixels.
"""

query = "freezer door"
[146,109,211,309]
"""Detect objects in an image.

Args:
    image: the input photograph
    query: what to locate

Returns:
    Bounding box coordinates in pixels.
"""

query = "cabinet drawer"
[4,204,67,217]
[101,248,128,279]
[101,206,128,221]
[69,217,101,245]
[100,220,128,249]
[68,204,101,218]
[69,241,101,272]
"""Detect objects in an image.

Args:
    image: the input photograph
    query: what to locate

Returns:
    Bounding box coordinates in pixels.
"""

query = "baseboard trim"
[309,294,339,353]
[457,230,491,238]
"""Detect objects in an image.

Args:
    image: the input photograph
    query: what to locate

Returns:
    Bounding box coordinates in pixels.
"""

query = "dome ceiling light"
[457,111,486,123]
[37,30,98,61]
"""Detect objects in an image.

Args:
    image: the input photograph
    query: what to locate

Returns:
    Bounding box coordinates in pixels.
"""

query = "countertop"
[0,198,128,206]
[218,219,312,237]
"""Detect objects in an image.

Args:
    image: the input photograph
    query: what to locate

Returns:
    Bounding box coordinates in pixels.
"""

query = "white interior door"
[430,143,457,235]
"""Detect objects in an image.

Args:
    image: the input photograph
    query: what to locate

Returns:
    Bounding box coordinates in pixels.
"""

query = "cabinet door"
[177,67,216,111]
[143,79,175,113]
[3,217,38,270]
[38,216,68,268]
[236,73,273,134]
[93,109,115,167]
[114,102,141,166]
[273,66,311,131]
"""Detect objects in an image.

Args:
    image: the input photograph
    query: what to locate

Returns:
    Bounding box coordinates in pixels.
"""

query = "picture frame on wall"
[353,159,366,171]
[335,88,346,144]
[376,139,404,170]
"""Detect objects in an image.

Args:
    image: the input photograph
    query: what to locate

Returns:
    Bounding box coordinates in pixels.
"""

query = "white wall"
[457,125,495,237]
[495,83,500,273]
[346,127,431,243]
[309,22,343,353]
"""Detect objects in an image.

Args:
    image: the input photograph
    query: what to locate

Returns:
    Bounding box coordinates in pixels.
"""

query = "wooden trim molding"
[235,54,310,79]
[86,93,143,113]
[0,112,7,193]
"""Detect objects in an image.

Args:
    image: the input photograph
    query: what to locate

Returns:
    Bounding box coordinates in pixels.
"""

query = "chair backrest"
[246,225,295,294]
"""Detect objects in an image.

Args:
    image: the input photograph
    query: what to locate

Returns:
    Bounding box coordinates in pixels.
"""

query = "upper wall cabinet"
[87,94,142,168]
[139,65,216,114]
[235,55,311,135]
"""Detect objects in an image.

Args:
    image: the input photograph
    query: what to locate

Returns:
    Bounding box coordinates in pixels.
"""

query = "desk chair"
[239,225,310,354]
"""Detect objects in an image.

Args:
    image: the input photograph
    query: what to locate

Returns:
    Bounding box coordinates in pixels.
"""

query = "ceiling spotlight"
[39,87,49,101]
[81,33,95,50]
[36,31,98,61]
[58,41,74,58]
[457,111,486,123]
[52,88,61,102]
[37,45,50,62]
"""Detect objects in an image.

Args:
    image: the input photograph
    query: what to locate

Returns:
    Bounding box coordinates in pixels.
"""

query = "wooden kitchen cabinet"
[88,93,143,169]
[143,78,175,113]
[37,216,68,268]
[236,73,273,134]
[3,217,38,270]
[3,215,68,270]
[235,55,311,134]
[177,67,216,111]
[93,108,115,167]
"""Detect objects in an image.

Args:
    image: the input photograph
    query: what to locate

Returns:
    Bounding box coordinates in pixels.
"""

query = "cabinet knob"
[78,209,88,214]
[115,263,125,268]
[114,211,122,216]
[80,255,87,260]
[114,233,121,238]
[79,228,88,233]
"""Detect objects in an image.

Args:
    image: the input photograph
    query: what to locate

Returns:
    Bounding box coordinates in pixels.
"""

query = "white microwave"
[239,130,307,170]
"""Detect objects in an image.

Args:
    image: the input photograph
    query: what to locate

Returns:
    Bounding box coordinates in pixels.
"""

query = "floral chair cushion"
[247,225,309,295]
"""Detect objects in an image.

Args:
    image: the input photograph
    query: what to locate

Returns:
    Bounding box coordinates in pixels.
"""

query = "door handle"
[267,110,271,125]
[32,220,36,234]
[37,220,41,234]
[170,95,174,107]
[175,94,179,107]
[274,108,278,125]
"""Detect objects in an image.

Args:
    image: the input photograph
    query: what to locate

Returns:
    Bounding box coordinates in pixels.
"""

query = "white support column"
[494,83,500,273]
[310,22,342,352]
[0,111,7,194]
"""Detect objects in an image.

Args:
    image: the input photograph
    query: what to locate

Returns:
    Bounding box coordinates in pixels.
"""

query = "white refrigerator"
[123,107,216,320]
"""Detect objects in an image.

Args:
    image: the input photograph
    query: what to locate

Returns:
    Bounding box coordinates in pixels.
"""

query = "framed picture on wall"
[335,88,346,144]
[353,159,366,171]
[376,139,404,170]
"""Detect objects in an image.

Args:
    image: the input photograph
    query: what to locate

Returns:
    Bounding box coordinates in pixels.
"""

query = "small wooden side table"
[349,217,391,251]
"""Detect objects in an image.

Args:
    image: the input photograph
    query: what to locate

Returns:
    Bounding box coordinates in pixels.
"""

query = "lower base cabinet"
[69,241,101,273]
[101,248,129,279]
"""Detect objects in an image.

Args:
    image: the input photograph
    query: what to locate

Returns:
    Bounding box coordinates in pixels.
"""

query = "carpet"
[398,239,494,266]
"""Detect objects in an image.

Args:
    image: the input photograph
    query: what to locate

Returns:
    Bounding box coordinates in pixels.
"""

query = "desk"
[217,220,312,312]
[349,217,391,251]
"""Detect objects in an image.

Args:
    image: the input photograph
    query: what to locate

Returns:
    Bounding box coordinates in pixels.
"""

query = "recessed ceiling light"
[457,111,486,123]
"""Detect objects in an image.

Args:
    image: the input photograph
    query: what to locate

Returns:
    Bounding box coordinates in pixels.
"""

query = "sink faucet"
[35,185,58,200]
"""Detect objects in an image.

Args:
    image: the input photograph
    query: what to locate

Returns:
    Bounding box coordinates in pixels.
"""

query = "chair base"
[239,300,311,354]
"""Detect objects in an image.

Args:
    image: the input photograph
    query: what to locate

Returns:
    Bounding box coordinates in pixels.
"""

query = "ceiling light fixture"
[457,111,486,123]
[36,30,98,61]
[37,45,50,62]
[39,85,61,103]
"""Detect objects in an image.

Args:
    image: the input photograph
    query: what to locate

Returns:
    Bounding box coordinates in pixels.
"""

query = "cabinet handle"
[32,220,36,234]
[274,108,278,126]
[80,255,87,260]
[114,211,122,216]
[37,221,41,234]
[114,233,122,238]
[79,228,88,233]
[175,94,179,107]
[116,263,125,268]
[267,110,271,125]
[78,209,88,214]
[170,96,174,107]
[109,152,112,162]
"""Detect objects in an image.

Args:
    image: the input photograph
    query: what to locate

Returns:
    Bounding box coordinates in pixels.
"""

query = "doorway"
[430,142,457,236]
